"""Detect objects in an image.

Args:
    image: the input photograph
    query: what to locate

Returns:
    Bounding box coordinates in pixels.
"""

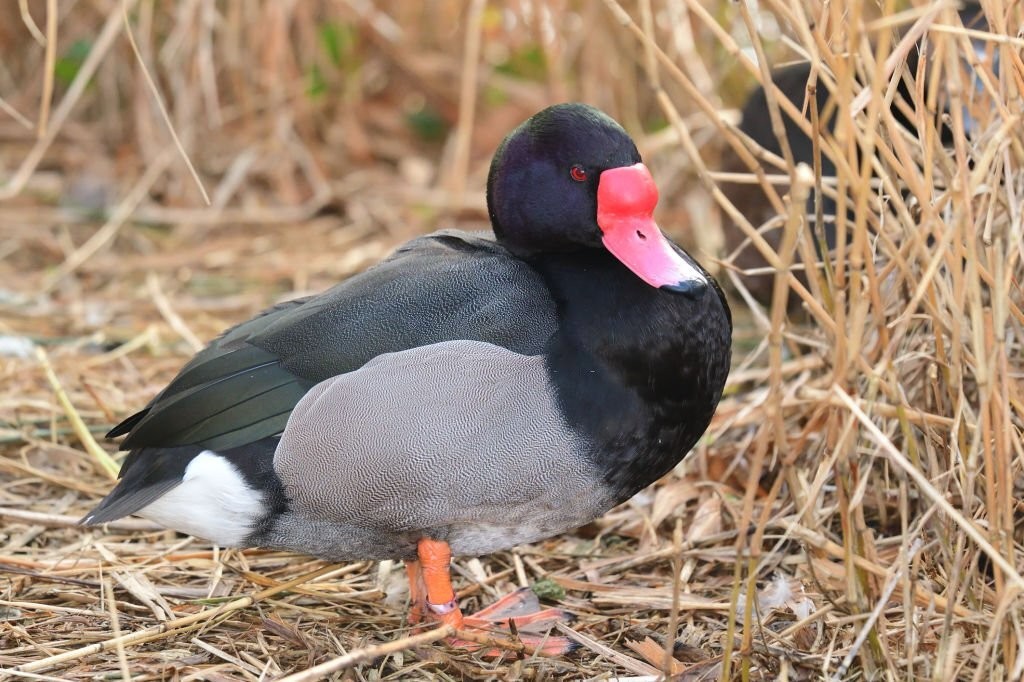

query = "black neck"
[526,249,731,500]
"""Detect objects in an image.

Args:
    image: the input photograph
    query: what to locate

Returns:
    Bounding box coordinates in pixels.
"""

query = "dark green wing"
[106,297,311,441]
[113,231,558,453]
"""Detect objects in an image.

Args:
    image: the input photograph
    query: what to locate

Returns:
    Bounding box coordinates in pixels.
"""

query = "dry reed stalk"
[274,625,455,682]
[35,0,56,139]
[121,0,210,206]
[34,348,118,480]
[442,0,485,204]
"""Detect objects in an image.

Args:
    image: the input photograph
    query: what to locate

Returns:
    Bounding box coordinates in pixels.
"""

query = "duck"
[720,2,988,307]
[83,102,732,654]
[719,59,840,307]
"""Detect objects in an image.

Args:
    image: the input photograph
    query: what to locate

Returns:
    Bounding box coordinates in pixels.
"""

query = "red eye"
[570,165,588,182]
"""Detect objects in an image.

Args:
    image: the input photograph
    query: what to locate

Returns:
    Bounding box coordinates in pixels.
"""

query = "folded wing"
[112,232,558,460]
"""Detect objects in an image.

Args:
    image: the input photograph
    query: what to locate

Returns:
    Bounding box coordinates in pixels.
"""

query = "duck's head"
[486,102,707,297]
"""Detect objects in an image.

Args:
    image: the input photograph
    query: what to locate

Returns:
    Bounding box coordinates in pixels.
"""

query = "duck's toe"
[462,587,574,632]
[455,589,578,656]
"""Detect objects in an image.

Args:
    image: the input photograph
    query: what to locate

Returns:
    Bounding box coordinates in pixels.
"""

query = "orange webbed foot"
[405,539,577,656]
[457,587,577,656]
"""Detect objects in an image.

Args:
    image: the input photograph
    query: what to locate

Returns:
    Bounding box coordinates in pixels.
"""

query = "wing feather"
[109,232,558,458]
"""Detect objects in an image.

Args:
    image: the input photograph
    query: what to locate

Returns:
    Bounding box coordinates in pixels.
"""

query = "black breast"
[531,249,732,500]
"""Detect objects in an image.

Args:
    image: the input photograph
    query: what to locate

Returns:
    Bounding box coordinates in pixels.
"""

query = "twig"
[18,0,47,46]
[37,0,57,138]
[146,273,204,353]
[122,0,210,205]
[35,347,119,480]
[0,508,158,531]
[0,669,69,682]
[104,579,132,681]
[0,93,34,129]
[849,4,943,117]
[190,637,263,676]
[274,626,455,682]
[443,0,485,203]
[81,326,159,369]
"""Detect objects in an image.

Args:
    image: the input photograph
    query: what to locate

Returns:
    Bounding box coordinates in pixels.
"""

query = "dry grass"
[1,1,1022,679]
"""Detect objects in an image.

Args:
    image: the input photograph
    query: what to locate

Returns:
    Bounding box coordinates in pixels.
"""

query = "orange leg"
[407,538,577,656]
[417,538,463,628]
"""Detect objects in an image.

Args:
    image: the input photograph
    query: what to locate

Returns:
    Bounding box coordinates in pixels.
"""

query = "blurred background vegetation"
[0,0,783,309]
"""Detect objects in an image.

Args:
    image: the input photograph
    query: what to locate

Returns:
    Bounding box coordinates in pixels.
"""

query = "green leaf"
[55,39,92,86]
[307,64,327,98]
[531,578,566,601]
[494,44,547,80]
[319,21,355,69]
[406,106,447,142]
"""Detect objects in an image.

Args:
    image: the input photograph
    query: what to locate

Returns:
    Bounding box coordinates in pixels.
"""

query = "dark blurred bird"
[719,3,990,307]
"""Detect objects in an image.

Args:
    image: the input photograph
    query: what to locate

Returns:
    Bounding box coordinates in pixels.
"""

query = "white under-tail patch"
[135,451,265,546]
